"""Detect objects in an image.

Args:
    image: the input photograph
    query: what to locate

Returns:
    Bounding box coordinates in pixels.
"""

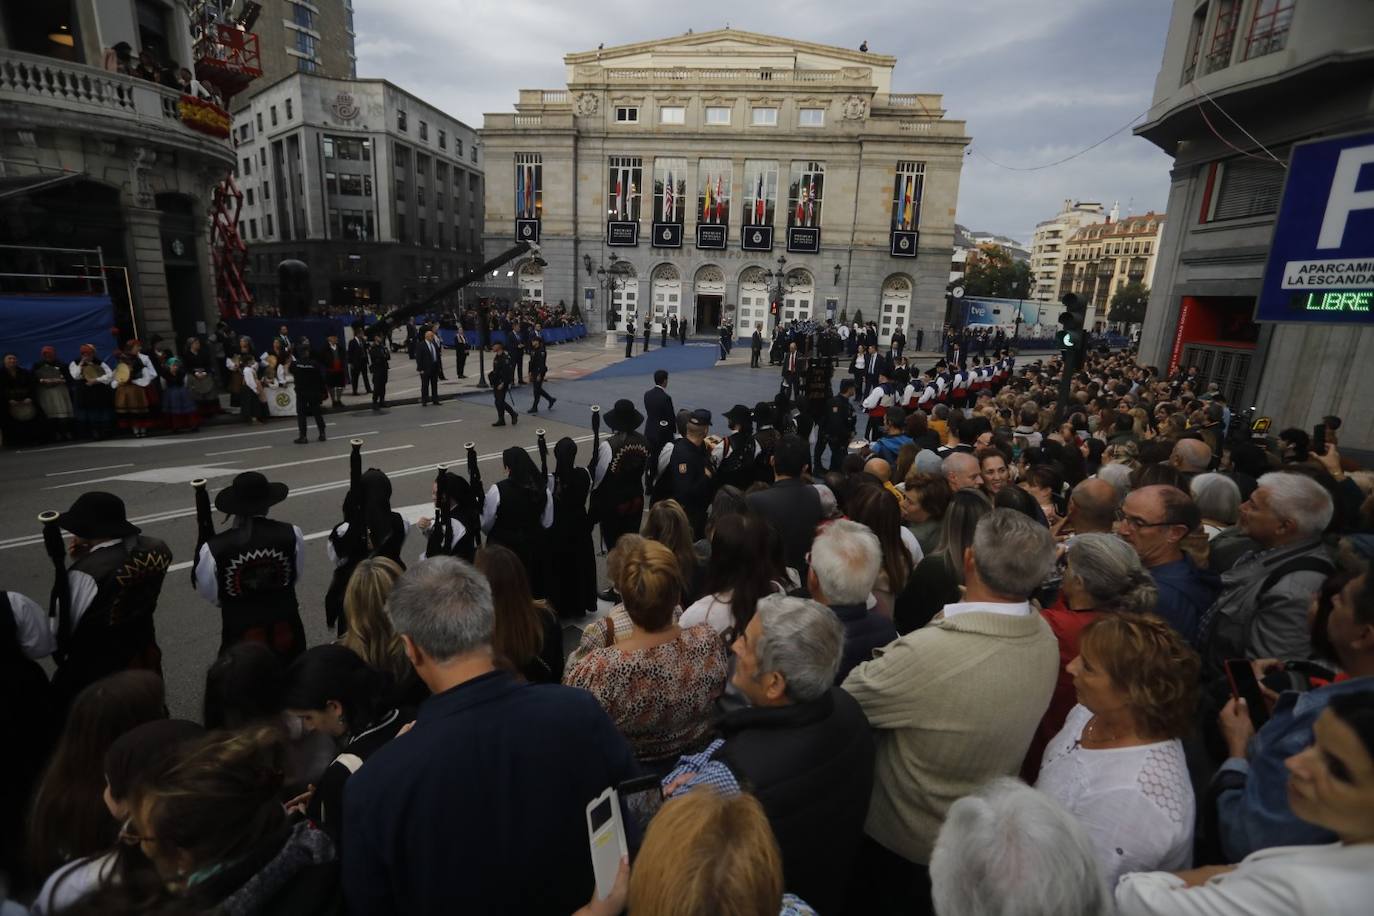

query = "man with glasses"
[1115,485,1220,644]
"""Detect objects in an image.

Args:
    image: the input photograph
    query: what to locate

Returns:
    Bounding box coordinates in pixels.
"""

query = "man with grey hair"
[943,451,983,491]
[715,594,876,914]
[808,519,897,681]
[843,509,1060,912]
[1199,471,1336,669]
[342,556,637,915]
[1170,436,1214,481]
[930,778,1107,916]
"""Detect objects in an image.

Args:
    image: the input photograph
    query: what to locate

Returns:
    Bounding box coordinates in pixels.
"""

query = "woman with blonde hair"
[339,556,408,683]
[641,499,705,604]
[1037,613,1200,888]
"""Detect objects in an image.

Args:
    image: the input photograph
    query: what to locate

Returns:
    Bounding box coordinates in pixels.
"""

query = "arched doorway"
[517,259,545,305]
[736,266,770,334]
[650,264,681,332]
[693,264,725,333]
[782,268,813,323]
[880,274,913,345]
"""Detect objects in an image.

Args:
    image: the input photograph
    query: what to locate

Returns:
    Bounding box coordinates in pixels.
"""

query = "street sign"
[1257,130,1374,323]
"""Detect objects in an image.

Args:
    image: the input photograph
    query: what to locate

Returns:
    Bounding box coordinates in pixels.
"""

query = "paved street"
[0,334,887,718]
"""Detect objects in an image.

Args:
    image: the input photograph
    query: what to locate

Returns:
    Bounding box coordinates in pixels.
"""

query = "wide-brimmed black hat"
[688,409,712,428]
[57,492,139,540]
[753,401,775,427]
[724,404,753,425]
[604,398,644,432]
[215,471,289,517]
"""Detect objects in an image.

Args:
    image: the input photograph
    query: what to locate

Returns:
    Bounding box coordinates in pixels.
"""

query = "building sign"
[787,227,820,254]
[696,224,727,250]
[515,219,540,243]
[742,225,773,252]
[607,220,639,246]
[331,92,360,122]
[1257,130,1374,323]
[890,229,918,258]
[651,222,683,248]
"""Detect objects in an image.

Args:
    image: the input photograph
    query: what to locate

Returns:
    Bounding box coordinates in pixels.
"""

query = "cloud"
[353,0,1175,244]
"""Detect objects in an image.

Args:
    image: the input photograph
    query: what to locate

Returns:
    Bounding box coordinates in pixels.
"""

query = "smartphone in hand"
[586,787,628,901]
[1313,423,1327,456]
[1224,658,1271,732]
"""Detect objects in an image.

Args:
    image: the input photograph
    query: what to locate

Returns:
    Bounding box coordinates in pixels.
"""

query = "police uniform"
[490,348,518,426]
[669,410,715,539]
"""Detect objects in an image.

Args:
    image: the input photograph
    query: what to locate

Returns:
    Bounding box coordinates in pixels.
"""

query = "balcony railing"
[0,49,231,152]
[600,66,869,84]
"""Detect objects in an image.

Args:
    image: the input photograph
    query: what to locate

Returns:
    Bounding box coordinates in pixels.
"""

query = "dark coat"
[746,478,822,578]
[643,385,675,451]
[830,602,897,683]
[343,671,638,915]
[415,338,445,377]
[716,688,875,915]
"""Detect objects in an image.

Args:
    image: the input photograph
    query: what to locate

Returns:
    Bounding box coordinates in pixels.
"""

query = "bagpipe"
[37,510,72,663]
[423,441,485,559]
[191,477,214,588]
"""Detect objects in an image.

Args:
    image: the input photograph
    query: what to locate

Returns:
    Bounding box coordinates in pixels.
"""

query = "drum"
[189,371,215,398]
[113,362,132,384]
[848,439,870,454]
[34,364,63,384]
[81,362,102,382]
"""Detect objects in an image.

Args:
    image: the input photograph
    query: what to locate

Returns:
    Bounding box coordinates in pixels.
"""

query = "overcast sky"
[354,0,1176,245]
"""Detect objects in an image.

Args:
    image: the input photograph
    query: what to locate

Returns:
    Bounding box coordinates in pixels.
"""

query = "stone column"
[123,205,175,343]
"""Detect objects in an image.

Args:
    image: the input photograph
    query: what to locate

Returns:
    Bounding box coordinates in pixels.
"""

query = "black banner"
[516,219,540,244]
[890,229,918,258]
[651,222,683,248]
[696,224,727,250]
[787,227,820,253]
[607,220,639,247]
[741,225,774,252]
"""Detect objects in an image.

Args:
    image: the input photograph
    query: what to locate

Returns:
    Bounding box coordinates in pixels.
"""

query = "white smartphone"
[586,786,628,900]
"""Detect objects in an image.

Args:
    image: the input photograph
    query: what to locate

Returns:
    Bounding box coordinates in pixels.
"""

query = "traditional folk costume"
[1,357,40,448]
[181,339,221,418]
[419,470,480,563]
[112,344,157,437]
[159,357,200,433]
[590,399,651,551]
[326,468,408,635]
[32,348,74,441]
[69,345,115,439]
[322,338,348,407]
[481,447,553,598]
[548,437,597,619]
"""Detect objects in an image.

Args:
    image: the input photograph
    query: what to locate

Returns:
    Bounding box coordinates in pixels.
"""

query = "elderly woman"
[901,470,953,556]
[564,539,727,768]
[1190,472,1242,539]
[1037,613,1200,889]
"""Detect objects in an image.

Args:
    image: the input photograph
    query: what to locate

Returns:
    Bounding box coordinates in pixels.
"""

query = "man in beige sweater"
[842,508,1060,915]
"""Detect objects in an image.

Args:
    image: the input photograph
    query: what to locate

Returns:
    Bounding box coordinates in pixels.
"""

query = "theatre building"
[1135,0,1374,448]
[480,30,968,343]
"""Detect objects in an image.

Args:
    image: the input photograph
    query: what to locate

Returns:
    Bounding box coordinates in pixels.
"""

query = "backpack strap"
[1259,555,1335,596]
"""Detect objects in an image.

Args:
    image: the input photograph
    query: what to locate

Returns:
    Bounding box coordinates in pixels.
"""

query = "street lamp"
[595,253,628,330]
[763,254,806,334]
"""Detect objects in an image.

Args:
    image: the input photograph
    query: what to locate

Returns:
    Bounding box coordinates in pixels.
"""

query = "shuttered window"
[1207,158,1286,221]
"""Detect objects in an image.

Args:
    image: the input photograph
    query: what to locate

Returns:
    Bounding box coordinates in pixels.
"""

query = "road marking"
[420,418,465,428]
[15,423,321,453]
[45,465,242,490]
[44,463,135,477]
[205,445,272,457]
[3,434,594,551]
[252,444,413,474]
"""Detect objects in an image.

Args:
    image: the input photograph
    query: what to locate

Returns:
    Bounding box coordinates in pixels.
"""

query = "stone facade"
[1059,212,1165,330]
[251,0,357,84]
[480,30,968,343]
[232,74,484,310]
[1135,0,1374,448]
[1028,199,1104,302]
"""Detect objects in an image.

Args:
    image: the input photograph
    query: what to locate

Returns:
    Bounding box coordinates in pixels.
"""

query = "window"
[653,157,687,224]
[262,182,270,200]
[242,157,252,175]
[419,121,429,141]
[396,214,407,243]
[285,99,293,120]
[393,144,409,170]
[705,106,731,125]
[742,159,778,226]
[339,173,367,196]
[1203,157,1287,222]
[260,148,266,165]
[296,57,317,74]
[698,158,732,225]
[471,145,477,164]
[515,152,542,220]
[787,161,824,228]
[659,106,685,125]
[265,214,273,236]
[799,107,825,127]
[615,106,639,123]
[416,156,428,177]
[1205,0,1240,74]
[256,112,263,132]
[322,136,335,158]
[438,129,447,149]
[397,109,407,132]
[891,160,925,231]
[270,105,278,127]
[418,217,427,247]
[239,124,250,140]
[290,1,314,29]
[246,188,255,206]
[435,161,448,189]
[249,218,258,239]
[1244,0,1296,60]
[752,107,778,126]
[295,31,317,59]
[607,156,643,221]
[341,210,372,241]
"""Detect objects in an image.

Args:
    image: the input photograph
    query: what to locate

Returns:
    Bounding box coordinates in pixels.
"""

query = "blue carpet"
[581,340,722,380]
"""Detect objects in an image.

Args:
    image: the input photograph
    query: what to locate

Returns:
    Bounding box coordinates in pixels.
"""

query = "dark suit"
[453,333,469,377]
[782,350,804,400]
[416,338,444,404]
[643,385,675,459]
[751,330,763,368]
[347,338,370,394]
[746,477,823,580]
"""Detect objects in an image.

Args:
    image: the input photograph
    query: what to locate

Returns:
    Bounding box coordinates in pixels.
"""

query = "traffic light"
[1058,292,1086,332]
[1059,328,1087,353]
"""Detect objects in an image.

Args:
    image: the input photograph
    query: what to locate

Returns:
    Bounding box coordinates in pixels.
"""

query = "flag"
[903,175,913,229]
[795,182,805,225]
[716,175,724,223]
[629,178,637,220]
[516,166,525,219]
[755,172,764,224]
[525,166,535,219]
[805,175,815,227]
[665,170,674,222]
[703,173,712,224]
[896,177,906,230]
[614,171,623,220]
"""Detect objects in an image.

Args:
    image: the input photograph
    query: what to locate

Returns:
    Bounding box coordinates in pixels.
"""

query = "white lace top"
[1037,703,1195,888]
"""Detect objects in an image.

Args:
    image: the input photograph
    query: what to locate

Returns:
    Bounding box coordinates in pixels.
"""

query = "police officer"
[489,340,518,427]
[527,335,555,414]
[367,331,389,410]
[643,316,652,353]
[289,337,327,443]
[669,409,715,539]
[751,322,763,368]
[194,472,306,661]
[818,379,856,472]
[624,314,636,359]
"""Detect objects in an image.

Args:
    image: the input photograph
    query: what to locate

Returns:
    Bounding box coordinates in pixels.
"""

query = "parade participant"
[417,468,480,561]
[642,315,652,353]
[367,330,390,410]
[481,446,553,588]
[643,369,675,462]
[718,321,731,361]
[158,356,200,434]
[511,321,527,386]
[194,471,307,661]
[625,314,636,359]
[112,340,156,438]
[328,464,408,633]
[668,409,716,539]
[850,346,868,400]
[452,325,469,378]
[526,335,556,414]
[69,344,115,440]
[713,404,758,492]
[416,327,445,406]
[31,346,74,442]
[549,437,597,619]
[50,492,173,708]
[322,333,347,408]
[347,323,371,395]
[488,339,518,426]
[233,351,264,424]
[751,322,764,368]
[862,368,899,441]
[181,337,220,418]
[591,398,652,564]
[290,338,328,443]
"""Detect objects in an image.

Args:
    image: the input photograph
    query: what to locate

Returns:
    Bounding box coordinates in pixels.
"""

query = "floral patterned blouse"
[564,623,728,762]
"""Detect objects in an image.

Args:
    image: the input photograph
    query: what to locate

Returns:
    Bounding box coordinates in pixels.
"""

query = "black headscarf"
[503,446,547,513]
[358,468,395,550]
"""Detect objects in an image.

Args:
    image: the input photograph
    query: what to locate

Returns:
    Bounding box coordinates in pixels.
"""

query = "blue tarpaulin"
[0,294,115,366]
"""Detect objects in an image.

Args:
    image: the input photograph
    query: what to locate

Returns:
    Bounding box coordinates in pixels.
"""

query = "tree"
[1108,281,1150,326]
[853,309,864,325]
[838,306,848,324]
[962,244,1032,300]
